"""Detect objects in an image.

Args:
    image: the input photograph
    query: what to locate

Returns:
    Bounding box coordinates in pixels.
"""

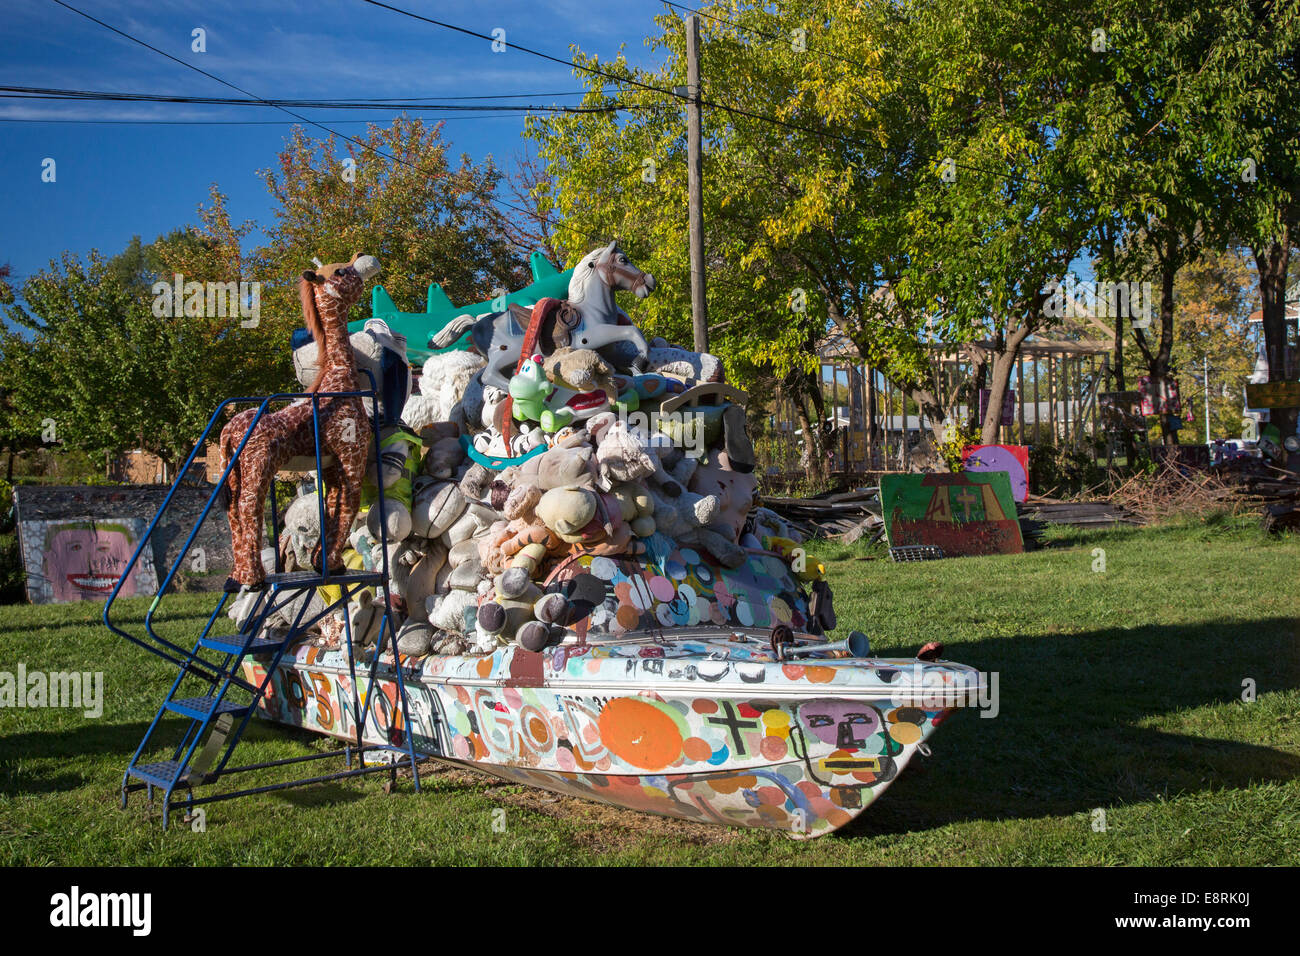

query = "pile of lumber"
[1016,495,1141,528]
[759,488,884,542]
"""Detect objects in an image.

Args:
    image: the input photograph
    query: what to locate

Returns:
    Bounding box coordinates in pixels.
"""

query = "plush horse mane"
[300,277,327,393]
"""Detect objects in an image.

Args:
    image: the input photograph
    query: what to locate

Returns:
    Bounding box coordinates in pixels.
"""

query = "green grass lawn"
[2,517,1297,865]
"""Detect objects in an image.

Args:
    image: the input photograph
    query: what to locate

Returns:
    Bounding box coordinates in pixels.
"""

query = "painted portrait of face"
[799,700,882,750]
[44,521,138,602]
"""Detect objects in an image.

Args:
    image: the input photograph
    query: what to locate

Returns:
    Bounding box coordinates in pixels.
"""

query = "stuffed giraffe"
[218,254,381,590]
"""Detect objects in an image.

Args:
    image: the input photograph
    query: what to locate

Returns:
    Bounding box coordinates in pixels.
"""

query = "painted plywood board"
[880,472,1024,557]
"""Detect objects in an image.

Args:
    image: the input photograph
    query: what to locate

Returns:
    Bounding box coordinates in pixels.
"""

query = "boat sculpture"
[227,242,982,838]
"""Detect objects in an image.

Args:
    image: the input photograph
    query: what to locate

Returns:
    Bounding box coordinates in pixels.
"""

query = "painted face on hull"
[800,700,881,750]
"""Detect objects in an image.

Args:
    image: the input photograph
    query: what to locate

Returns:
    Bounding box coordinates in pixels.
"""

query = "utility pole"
[686,14,707,353]
[1204,354,1211,444]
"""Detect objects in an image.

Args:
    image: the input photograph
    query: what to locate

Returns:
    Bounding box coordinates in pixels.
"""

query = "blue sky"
[0,0,676,287]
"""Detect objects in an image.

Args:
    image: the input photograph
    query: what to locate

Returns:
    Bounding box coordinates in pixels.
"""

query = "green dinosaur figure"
[347,251,573,369]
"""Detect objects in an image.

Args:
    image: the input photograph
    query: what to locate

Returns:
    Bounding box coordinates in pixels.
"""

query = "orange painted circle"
[891,722,922,745]
[527,715,549,743]
[598,698,684,770]
[683,736,712,762]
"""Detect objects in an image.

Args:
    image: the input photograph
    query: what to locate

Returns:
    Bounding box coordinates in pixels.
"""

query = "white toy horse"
[567,240,657,325]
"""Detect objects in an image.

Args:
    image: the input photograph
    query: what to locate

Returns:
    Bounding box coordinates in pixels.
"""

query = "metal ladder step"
[126,760,193,789]
[266,569,384,590]
[199,633,289,656]
[163,696,251,721]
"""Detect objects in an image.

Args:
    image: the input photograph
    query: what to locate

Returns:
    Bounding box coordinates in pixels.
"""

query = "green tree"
[1194,0,1300,458]
[2,238,286,479]
[250,118,527,332]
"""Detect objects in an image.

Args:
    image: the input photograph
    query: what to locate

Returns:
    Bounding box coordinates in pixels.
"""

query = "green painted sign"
[880,471,1024,557]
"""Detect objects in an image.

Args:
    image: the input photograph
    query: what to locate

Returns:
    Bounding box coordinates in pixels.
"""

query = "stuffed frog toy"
[508,354,554,426]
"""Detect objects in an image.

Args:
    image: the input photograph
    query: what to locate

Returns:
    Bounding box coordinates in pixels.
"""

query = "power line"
[46,0,610,248]
[366,0,1051,188]
[0,84,634,113]
[362,0,690,103]
[0,114,552,125]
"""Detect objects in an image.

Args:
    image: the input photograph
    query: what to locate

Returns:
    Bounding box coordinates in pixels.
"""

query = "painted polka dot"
[683,737,712,762]
[737,602,754,626]
[891,722,922,745]
[762,710,791,736]
[616,605,641,631]
[597,698,684,771]
[769,596,792,624]
[649,575,676,602]
[589,556,617,580]
[759,735,788,760]
[692,699,718,714]
[627,575,654,610]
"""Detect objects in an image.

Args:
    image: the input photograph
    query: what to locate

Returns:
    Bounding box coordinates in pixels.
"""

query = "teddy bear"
[419,421,465,480]
[475,569,546,647]
[410,480,469,540]
[497,430,598,490]
[282,491,324,570]
[644,480,745,568]
[360,429,420,542]
[535,485,644,558]
[688,450,759,544]
[743,506,804,550]
[479,483,568,577]
[475,569,577,651]
[585,411,656,491]
[295,317,412,425]
[539,347,615,431]
[608,481,656,538]
[645,337,725,383]
[426,577,486,636]
[402,349,485,433]
[390,540,445,623]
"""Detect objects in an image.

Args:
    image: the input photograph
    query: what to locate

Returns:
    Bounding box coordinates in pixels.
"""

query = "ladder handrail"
[103,379,382,667]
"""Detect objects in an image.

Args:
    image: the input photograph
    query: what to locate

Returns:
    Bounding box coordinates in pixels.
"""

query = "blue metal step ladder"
[105,375,432,829]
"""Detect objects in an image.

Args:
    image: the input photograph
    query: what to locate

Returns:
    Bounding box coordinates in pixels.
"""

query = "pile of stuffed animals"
[231,243,816,659]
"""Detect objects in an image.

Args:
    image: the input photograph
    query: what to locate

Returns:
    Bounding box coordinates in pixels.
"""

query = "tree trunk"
[1253,237,1298,469]
[1155,252,1178,446]
[793,398,825,486]
[1112,308,1138,465]
[1134,247,1180,446]
[981,325,1031,445]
